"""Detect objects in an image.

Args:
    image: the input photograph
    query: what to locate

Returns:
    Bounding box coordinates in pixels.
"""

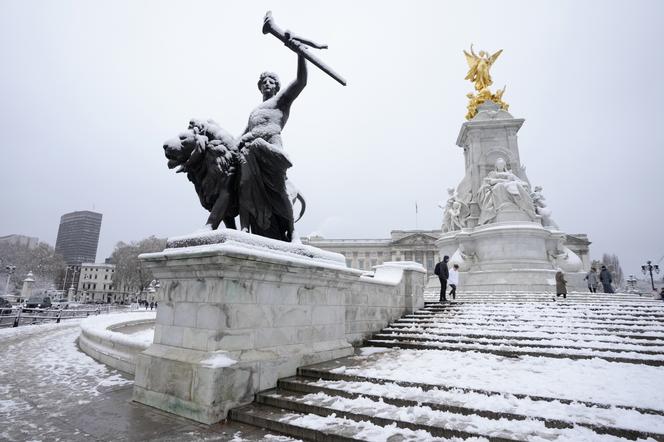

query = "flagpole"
[415,202,419,229]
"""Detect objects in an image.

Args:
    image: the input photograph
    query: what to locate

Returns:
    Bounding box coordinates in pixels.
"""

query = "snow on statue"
[163,12,345,243]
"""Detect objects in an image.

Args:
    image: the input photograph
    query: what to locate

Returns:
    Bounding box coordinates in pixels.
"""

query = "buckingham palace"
[302,230,591,275]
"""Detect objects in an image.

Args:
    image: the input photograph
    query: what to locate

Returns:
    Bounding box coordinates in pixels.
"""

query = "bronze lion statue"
[163,119,305,239]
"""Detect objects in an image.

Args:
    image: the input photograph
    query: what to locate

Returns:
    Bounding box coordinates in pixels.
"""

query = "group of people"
[131,300,158,310]
[433,256,629,302]
[434,255,459,302]
[584,266,615,293]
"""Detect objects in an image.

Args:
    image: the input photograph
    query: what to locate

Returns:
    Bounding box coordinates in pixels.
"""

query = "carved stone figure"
[440,188,468,233]
[478,158,536,225]
[531,185,558,229]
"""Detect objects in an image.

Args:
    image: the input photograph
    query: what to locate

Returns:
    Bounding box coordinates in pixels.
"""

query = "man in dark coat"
[599,265,614,293]
[434,256,450,303]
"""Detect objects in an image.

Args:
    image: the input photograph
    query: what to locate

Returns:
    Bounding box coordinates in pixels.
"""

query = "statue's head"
[534,185,542,192]
[447,187,455,196]
[495,157,506,171]
[258,72,280,98]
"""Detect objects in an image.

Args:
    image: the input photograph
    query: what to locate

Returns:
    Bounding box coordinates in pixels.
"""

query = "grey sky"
[1,1,662,277]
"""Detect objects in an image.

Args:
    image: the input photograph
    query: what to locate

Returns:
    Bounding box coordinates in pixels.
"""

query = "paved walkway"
[0,320,293,441]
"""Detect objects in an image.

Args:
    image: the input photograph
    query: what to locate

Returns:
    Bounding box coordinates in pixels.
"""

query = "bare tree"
[0,241,66,293]
[110,236,166,295]
[601,253,624,288]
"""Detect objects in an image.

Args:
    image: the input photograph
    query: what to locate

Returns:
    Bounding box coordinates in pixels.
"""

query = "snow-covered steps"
[423,292,662,304]
[230,349,664,441]
[229,403,477,441]
[371,301,664,366]
[230,300,664,441]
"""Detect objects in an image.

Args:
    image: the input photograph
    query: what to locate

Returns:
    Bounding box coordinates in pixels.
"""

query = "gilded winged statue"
[463,45,503,91]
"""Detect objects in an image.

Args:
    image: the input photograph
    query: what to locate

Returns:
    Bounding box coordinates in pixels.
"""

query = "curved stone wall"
[78,313,155,374]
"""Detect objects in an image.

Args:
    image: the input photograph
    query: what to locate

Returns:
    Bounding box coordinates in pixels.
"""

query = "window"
[358,259,365,269]
[345,259,352,267]
[371,259,377,267]
[104,275,108,280]
[404,251,413,261]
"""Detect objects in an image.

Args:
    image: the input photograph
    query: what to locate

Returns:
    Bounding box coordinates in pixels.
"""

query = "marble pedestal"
[437,221,584,293]
[132,230,425,424]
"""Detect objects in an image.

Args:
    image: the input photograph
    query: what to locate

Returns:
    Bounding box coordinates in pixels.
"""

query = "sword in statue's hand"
[262,11,347,86]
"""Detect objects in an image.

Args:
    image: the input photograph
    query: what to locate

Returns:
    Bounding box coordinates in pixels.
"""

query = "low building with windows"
[77,263,127,304]
[302,230,591,275]
[302,230,442,274]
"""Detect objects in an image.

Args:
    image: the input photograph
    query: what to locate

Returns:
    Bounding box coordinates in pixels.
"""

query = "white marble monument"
[437,100,585,293]
[132,229,425,423]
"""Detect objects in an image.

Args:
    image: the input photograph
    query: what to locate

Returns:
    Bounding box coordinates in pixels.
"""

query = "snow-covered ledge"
[132,230,425,424]
[78,312,156,374]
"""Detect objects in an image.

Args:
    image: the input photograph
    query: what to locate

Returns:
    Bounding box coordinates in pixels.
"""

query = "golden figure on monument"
[463,44,509,120]
[464,45,502,91]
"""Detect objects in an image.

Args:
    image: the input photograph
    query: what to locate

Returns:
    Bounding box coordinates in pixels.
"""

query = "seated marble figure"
[478,157,536,225]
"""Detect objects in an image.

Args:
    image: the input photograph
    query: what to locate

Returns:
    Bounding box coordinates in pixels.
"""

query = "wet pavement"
[0,321,294,441]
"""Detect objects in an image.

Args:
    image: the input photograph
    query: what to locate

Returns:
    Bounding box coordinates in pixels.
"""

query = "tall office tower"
[54,210,103,266]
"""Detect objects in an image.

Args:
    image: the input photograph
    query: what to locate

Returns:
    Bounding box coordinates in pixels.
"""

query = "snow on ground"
[0,320,133,441]
[330,348,664,411]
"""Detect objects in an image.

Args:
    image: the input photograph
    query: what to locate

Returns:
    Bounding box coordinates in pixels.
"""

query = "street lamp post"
[4,265,16,297]
[641,260,660,291]
[62,266,71,292]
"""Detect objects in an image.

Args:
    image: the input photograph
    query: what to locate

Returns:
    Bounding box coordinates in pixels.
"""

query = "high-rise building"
[54,211,103,266]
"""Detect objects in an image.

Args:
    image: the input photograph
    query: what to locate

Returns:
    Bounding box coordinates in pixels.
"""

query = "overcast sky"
[1,1,662,277]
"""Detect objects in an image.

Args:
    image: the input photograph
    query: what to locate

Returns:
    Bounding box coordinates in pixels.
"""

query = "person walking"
[434,256,450,303]
[149,301,154,310]
[584,267,599,293]
[448,264,460,300]
[599,265,614,293]
[555,269,567,299]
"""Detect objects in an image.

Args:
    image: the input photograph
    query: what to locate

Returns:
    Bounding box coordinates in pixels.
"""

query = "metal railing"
[0,305,122,328]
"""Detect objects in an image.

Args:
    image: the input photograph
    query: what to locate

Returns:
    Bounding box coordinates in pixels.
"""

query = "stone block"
[160,325,185,348]
[312,305,343,324]
[196,304,227,330]
[156,302,175,326]
[174,302,198,328]
[270,305,312,327]
[208,329,254,351]
[183,327,212,352]
[256,283,298,305]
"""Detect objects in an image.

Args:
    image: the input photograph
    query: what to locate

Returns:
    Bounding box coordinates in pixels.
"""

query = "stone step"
[387,319,664,337]
[421,305,664,317]
[276,376,664,441]
[384,323,664,342]
[377,327,664,347]
[401,313,664,326]
[229,402,487,441]
[255,388,518,441]
[297,362,664,417]
[414,308,664,321]
[393,316,664,329]
[421,302,664,313]
[370,333,664,355]
[364,339,664,366]
[229,403,366,441]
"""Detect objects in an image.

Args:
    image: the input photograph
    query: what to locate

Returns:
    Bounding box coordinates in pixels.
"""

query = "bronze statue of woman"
[237,44,308,242]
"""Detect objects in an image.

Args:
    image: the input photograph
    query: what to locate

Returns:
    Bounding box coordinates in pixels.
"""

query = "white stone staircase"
[230,297,664,441]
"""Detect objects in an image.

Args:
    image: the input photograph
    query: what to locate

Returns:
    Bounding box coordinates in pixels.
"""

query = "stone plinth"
[132,229,425,424]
